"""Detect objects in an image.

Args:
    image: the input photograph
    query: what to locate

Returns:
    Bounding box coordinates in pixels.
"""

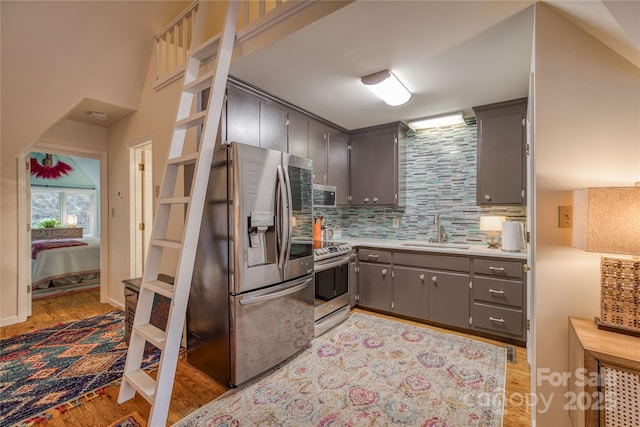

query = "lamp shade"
[572,187,640,255]
[480,215,506,232]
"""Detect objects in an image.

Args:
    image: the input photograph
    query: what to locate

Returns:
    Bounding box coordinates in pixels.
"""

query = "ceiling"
[38,1,639,133]
[228,0,639,131]
[230,1,536,130]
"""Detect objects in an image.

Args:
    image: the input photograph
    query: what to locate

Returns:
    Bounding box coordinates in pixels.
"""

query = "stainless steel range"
[313,241,352,336]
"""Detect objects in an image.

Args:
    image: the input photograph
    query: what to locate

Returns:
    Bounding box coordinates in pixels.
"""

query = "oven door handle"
[314,255,350,273]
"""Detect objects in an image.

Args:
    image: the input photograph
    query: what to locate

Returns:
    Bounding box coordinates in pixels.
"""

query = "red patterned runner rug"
[0,311,160,426]
[174,312,507,427]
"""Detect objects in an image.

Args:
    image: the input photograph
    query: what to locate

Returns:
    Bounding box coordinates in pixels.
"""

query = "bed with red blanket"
[31,238,100,289]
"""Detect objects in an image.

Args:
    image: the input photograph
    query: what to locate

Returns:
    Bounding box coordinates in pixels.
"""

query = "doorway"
[17,143,109,321]
[130,141,154,277]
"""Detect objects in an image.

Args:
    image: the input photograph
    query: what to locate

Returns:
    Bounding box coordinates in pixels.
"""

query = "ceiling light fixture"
[87,111,109,121]
[361,69,411,106]
[408,112,465,130]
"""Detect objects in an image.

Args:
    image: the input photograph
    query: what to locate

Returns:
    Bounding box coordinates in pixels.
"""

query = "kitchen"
[3,1,638,425]
[184,71,530,390]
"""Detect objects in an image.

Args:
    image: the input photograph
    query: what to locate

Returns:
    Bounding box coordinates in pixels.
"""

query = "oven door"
[314,254,350,320]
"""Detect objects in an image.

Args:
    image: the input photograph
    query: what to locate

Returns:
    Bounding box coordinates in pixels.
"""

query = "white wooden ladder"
[117,2,240,425]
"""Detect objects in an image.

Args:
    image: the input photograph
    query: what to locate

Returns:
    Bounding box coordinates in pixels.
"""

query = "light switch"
[392,218,400,228]
[559,206,572,228]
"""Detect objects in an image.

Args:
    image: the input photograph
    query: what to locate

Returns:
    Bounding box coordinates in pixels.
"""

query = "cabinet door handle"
[489,266,505,272]
[489,316,505,323]
[489,289,505,295]
[381,269,387,276]
[373,197,378,203]
[364,197,369,203]
[367,254,379,261]
[431,275,437,282]
[484,194,491,200]
[419,274,425,281]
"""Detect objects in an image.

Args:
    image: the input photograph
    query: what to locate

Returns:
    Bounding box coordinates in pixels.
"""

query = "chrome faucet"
[430,213,447,243]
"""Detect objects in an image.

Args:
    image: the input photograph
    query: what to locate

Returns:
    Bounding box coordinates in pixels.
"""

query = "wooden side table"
[568,317,640,427]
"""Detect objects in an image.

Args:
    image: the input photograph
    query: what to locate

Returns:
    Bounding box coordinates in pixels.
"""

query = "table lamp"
[571,186,640,336]
[480,215,506,248]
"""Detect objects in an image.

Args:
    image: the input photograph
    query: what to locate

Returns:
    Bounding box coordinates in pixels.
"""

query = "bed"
[31,238,101,289]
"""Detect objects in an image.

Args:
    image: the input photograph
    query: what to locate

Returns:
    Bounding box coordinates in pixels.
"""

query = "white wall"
[533,3,640,425]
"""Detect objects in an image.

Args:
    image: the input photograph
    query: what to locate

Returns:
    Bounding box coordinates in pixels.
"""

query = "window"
[31,188,97,237]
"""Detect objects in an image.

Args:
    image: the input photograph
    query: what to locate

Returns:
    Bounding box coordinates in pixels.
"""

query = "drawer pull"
[368,254,379,261]
[381,269,387,276]
[489,289,505,295]
[489,266,505,272]
[489,316,505,323]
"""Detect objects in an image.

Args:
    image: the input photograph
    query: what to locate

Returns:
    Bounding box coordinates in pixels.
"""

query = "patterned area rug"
[109,411,147,427]
[0,311,160,426]
[175,312,506,426]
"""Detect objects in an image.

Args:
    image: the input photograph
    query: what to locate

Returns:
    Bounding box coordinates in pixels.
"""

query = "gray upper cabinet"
[225,86,259,146]
[309,120,328,184]
[259,100,288,153]
[288,112,309,159]
[327,130,349,206]
[349,122,406,206]
[473,98,527,206]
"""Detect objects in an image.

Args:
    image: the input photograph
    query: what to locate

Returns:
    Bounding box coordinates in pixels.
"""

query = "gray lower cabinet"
[354,247,527,344]
[392,266,428,320]
[358,262,392,312]
[471,258,526,342]
[428,270,470,329]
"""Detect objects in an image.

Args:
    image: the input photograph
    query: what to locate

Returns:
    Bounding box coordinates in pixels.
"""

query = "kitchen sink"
[399,242,470,250]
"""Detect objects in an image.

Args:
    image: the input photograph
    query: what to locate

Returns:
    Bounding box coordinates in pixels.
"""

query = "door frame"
[129,137,154,278]
[17,142,109,322]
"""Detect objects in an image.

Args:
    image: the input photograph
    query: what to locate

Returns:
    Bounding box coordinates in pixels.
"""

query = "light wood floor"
[1,290,531,426]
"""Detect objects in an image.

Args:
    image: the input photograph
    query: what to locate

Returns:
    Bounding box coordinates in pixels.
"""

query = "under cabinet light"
[361,70,411,106]
[408,112,464,130]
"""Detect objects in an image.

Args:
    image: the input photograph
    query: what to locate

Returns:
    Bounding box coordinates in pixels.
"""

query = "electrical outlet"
[559,206,572,228]
[392,218,400,228]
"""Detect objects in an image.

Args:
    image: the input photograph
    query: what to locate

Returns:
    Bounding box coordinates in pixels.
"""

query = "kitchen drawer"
[473,276,523,308]
[472,303,523,338]
[394,251,470,272]
[358,248,391,263]
[474,258,523,279]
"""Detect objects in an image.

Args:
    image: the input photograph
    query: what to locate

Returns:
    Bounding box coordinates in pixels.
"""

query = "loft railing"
[154,0,289,89]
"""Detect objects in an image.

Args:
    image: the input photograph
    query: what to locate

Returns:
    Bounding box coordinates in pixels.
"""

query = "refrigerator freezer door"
[230,275,314,386]
[231,143,284,293]
[282,152,314,281]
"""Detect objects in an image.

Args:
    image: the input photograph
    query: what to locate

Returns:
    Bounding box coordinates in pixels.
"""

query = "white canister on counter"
[502,221,525,252]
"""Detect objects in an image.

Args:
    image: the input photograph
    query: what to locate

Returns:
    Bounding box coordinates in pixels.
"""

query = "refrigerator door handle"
[238,277,313,306]
[276,165,288,269]
[282,163,293,264]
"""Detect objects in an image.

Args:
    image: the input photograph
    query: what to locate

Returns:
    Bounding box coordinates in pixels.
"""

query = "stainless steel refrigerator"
[187,142,315,387]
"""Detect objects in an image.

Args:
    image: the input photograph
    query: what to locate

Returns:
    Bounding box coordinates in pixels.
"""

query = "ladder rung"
[142,280,175,299]
[151,239,182,250]
[191,33,222,61]
[134,323,166,349]
[158,196,191,205]
[176,111,206,129]
[184,71,214,94]
[124,370,156,404]
[167,153,198,166]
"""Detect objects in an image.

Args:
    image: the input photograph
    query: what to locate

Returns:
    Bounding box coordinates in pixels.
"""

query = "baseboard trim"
[109,297,124,310]
[0,315,18,327]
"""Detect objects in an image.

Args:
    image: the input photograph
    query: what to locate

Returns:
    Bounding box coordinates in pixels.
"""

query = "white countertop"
[338,237,528,260]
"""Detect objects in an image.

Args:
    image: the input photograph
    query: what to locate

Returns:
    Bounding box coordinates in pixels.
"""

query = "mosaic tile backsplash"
[315,122,526,245]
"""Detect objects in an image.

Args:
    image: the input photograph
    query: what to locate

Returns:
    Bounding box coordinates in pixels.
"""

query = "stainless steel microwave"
[313,184,336,207]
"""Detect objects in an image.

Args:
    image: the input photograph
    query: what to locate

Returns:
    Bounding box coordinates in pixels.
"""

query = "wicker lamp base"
[598,257,640,336]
